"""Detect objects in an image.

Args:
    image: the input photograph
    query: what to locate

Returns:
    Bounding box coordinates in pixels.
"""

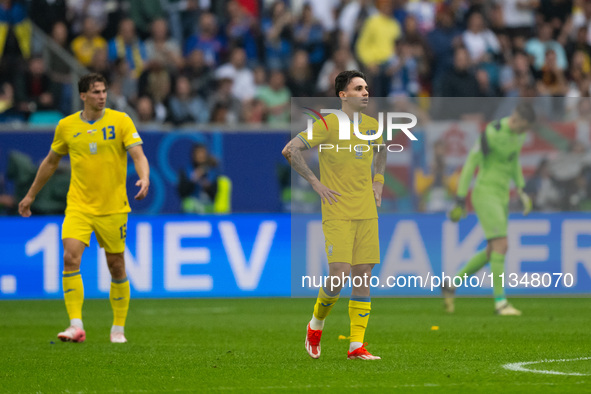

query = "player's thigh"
[62,210,93,247]
[352,219,380,266]
[323,220,355,264]
[473,195,508,240]
[93,213,128,254]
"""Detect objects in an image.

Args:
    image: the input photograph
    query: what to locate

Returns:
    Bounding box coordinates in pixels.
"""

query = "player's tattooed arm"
[372,145,387,207]
[282,137,317,183]
[374,144,387,176]
[282,137,341,205]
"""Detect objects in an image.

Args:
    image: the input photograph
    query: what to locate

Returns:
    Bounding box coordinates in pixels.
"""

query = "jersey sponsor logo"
[73,132,81,138]
[89,142,97,154]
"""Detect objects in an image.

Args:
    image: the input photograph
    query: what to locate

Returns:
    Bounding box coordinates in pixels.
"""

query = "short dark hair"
[335,70,366,97]
[515,102,536,124]
[78,73,107,93]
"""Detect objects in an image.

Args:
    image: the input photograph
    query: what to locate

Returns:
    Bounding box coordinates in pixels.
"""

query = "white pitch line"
[503,357,591,376]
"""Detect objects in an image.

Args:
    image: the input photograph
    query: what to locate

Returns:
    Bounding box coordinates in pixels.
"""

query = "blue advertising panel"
[0,214,291,299]
[1,213,590,299]
[291,213,591,297]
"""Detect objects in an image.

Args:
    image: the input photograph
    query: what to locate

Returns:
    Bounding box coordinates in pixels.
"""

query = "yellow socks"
[63,270,84,324]
[311,287,340,329]
[110,277,130,328]
[349,297,371,345]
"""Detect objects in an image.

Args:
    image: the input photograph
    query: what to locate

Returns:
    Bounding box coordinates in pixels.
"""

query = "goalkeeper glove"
[518,189,532,216]
[448,197,467,223]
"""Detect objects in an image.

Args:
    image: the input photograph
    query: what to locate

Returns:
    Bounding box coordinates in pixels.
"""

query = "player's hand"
[18,195,35,217]
[312,181,341,205]
[134,179,150,200]
[518,189,532,216]
[373,181,383,207]
[448,198,466,223]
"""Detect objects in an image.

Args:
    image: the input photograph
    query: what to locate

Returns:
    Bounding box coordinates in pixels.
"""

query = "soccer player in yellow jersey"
[18,73,150,344]
[282,70,386,360]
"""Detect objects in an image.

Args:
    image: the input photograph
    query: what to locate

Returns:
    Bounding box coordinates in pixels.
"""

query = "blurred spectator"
[28,0,66,35]
[338,0,375,48]
[256,69,290,125]
[550,140,591,210]
[110,58,138,108]
[184,12,224,67]
[88,47,110,80]
[182,49,214,98]
[386,40,420,98]
[253,65,267,90]
[438,46,480,97]
[414,139,459,212]
[356,0,401,97]
[306,0,340,33]
[536,49,568,96]
[215,47,256,102]
[137,55,172,123]
[177,143,231,214]
[316,47,359,96]
[0,0,32,76]
[47,21,72,116]
[498,0,536,37]
[293,3,325,73]
[525,158,561,211]
[165,0,206,45]
[224,0,258,64]
[0,81,17,122]
[287,49,315,97]
[525,22,567,70]
[208,74,241,124]
[261,1,293,70]
[539,0,573,29]
[145,18,184,72]
[402,15,431,92]
[108,18,147,79]
[499,50,535,96]
[241,97,265,124]
[462,12,501,65]
[406,0,436,34]
[15,56,55,118]
[565,26,591,64]
[129,0,164,39]
[136,95,155,122]
[427,6,462,87]
[71,16,107,67]
[66,0,107,36]
[168,75,209,125]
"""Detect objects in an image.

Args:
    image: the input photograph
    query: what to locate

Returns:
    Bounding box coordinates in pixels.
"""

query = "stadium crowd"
[0,0,589,125]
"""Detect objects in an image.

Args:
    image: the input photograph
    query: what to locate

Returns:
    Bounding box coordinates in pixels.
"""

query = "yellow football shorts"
[62,210,128,253]
[322,219,380,265]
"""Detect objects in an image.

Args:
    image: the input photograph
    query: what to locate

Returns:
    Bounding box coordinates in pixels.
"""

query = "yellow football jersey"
[297,113,382,221]
[51,109,143,215]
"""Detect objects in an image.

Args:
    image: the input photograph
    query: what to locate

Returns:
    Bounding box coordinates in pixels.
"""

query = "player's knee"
[63,250,82,270]
[106,254,126,277]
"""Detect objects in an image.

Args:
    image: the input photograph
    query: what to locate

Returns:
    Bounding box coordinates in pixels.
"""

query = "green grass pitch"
[1,298,590,393]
